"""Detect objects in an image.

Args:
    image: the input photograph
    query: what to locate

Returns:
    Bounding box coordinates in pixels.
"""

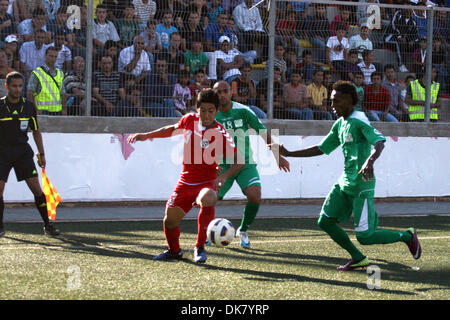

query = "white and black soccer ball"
[207,218,235,247]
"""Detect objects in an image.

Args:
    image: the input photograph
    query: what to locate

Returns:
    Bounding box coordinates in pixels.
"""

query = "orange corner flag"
[41,169,62,221]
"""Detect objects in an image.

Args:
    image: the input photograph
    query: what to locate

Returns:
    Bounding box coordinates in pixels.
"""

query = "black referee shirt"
[0,96,38,146]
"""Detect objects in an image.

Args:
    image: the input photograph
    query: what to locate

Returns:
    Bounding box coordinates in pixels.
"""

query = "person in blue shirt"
[207,0,223,25]
[155,10,178,50]
[205,12,233,52]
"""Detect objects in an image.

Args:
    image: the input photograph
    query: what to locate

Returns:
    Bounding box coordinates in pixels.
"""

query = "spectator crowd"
[1,0,448,122]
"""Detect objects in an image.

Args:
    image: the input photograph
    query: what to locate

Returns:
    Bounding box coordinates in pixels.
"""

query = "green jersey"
[318,111,386,198]
[216,101,266,166]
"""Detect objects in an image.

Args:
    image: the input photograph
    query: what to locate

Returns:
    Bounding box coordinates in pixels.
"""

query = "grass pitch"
[0,215,449,300]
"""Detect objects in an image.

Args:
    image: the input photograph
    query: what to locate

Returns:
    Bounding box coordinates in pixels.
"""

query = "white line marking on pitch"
[1,236,449,251]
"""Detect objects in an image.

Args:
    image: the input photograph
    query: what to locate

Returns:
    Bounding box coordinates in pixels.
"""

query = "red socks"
[195,206,215,248]
[164,224,181,253]
[164,206,215,252]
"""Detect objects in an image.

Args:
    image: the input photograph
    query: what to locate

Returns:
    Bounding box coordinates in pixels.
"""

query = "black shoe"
[44,223,60,236]
[153,249,183,261]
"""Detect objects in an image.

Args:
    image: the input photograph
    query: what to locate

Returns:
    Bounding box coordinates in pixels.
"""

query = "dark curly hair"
[333,80,358,106]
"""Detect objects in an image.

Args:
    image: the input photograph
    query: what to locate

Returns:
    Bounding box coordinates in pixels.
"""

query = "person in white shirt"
[19,29,52,76]
[357,49,376,85]
[133,0,156,30]
[233,0,268,59]
[118,35,151,84]
[53,32,72,73]
[349,22,373,60]
[326,22,349,79]
[214,35,243,83]
[92,4,120,54]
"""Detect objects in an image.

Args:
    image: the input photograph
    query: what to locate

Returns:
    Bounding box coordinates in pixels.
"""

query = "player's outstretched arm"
[358,140,385,182]
[127,124,181,144]
[269,143,324,158]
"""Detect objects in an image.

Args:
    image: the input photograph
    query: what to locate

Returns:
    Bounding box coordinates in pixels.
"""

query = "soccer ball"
[207,218,235,247]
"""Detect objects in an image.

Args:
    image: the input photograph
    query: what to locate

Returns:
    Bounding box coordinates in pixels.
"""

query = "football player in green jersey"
[213,81,290,248]
[270,81,421,270]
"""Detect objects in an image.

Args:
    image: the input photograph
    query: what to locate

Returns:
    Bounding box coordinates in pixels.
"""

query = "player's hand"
[213,176,226,192]
[278,156,290,172]
[37,154,46,168]
[127,133,152,144]
[358,159,374,182]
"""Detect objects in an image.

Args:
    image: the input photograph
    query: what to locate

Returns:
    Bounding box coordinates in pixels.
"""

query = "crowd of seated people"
[0,0,448,121]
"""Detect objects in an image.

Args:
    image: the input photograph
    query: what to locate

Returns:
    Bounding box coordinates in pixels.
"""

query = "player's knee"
[245,187,261,204]
[164,207,185,229]
[164,215,179,229]
[247,193,261,204]
[317,214,333,231]
[196,188,217,207]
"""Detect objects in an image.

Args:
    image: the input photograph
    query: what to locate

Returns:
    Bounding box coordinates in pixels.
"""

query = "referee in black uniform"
[0,72,59,237]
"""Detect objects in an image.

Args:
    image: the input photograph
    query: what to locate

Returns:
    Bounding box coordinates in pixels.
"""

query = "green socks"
[318,215,365,261]
[318,214,414,259]
[357,229,413,245]
[239,202,260,232]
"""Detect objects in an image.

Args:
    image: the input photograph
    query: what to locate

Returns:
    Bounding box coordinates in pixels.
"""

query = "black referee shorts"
[0,144,38,182]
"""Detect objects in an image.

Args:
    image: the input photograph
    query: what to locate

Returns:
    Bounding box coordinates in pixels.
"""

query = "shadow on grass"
[189,260,416,296]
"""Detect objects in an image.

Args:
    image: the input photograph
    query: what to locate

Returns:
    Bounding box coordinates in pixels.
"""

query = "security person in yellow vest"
[26,46,67,116]
[0,72,60,237]
[405,66,441,122]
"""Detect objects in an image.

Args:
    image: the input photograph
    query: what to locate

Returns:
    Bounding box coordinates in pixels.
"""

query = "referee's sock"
[34,193,50,225]
[0,197,4,228]
[195,206,215,248]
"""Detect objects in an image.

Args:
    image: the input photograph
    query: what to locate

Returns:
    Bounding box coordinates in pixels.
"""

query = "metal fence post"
[85,0,94,116]
[267,0,277,119]
[424,5,434,123]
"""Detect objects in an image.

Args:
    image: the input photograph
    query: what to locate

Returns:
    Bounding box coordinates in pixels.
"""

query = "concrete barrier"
[38,116,450,137]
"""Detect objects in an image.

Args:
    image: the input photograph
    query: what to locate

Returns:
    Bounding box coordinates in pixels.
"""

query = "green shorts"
[218,164,261,200]
[320,183,379,237]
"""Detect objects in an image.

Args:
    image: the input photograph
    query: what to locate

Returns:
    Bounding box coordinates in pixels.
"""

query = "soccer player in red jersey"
[128,89,244,263]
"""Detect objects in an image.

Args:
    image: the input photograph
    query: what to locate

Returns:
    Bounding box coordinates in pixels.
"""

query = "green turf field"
[0,215,449,300]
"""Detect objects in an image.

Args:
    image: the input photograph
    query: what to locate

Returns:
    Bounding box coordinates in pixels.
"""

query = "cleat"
[406,227,422,259]
[337,257,370,271]
[43,223,60,237]
[194,246,207,263]
[236,227,251,249]
[205,239,211,246]
[0,226,4,237]
[153,249,183,261]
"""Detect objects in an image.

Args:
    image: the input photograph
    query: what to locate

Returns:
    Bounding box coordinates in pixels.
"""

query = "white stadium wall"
[3,133,450,202]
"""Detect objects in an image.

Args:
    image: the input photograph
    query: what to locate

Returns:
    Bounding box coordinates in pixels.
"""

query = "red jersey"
[364,85,390,112]
[175,113,237,184]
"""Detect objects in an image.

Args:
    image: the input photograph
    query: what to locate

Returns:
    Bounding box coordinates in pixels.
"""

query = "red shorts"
[166,181,215,213]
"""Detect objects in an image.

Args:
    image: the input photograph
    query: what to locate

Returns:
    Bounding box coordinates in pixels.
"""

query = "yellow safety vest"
[32,67,64,113]
[409,79,439,121]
